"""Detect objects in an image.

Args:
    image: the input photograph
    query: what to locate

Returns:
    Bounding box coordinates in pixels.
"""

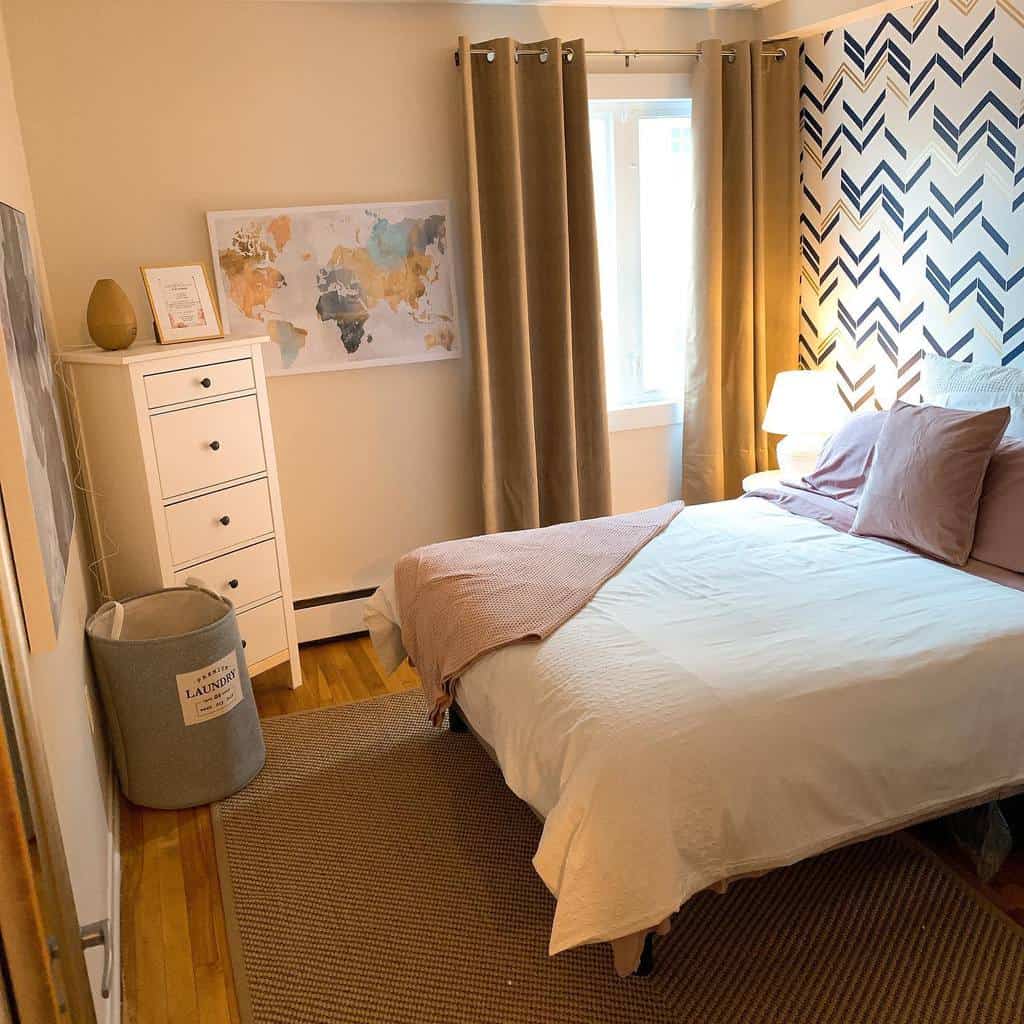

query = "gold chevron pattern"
[800,0,1024,403]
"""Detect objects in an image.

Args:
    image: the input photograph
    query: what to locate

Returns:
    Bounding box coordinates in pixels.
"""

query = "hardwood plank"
[358,635,419,694]
[331,644,380,702]
[177,808,217,968]
[348,640,395,697]
[152,810,200,1024]
[311,644,361,705]
[118,798,142,1024]
[133,808,169,1024]
[181,802,241,1024]
[309,659,335,708]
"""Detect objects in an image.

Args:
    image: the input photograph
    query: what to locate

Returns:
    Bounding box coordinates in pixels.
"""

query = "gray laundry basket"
[86,585,265,809]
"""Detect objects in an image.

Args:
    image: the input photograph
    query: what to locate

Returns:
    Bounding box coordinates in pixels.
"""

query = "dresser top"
[61,335,270,366]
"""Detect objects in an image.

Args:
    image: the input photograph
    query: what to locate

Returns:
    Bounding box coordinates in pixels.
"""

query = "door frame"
[0,496,97,1024]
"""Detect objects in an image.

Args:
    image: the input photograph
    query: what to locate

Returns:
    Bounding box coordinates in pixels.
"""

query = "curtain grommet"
[486,49,496,63]
[539,47,549,64]
[563,47,575,64]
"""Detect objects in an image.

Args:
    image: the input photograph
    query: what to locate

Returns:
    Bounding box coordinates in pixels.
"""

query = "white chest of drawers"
[63,336,301,688]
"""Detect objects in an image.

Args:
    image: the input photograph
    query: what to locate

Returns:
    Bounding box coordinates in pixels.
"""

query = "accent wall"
[800,0,1024,409]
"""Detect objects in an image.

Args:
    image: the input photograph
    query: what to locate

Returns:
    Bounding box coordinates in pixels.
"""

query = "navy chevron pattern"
[801,0,1024,407]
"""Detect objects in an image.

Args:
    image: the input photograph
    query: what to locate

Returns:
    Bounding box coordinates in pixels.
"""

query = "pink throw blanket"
[395,503,684,724]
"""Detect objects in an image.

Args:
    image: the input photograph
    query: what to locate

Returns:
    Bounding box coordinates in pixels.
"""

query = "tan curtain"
[459,36,612,534]
[683,38,801,504]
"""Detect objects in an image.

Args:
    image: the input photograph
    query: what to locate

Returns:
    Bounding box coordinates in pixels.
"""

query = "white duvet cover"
[367,498,1024,957]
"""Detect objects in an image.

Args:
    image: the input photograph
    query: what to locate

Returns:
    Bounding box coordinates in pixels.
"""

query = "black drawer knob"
[219,515,231,526]
[241,639,247,649]
[228,578,239,589]
[209,440,221,451]
[200,377,212,388]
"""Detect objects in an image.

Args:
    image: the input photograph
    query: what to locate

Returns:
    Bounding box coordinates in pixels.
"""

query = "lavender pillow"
[801,411,887,507]
[972,439,1024,573]
[851,401,1010,565]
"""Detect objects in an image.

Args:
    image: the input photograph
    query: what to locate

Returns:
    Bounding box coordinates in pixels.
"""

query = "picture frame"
[140,263,223,344]
[0,201,75,652]
[206,200,460,375]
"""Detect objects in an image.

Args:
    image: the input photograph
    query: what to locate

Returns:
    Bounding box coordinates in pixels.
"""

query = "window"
[589,77,693,414]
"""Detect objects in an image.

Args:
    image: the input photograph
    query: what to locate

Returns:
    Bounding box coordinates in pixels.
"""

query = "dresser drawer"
[151,395,266,497]
[174,539,280,609]
[144,358,255,409]
[237,599,288,668]
[165,479,273,566]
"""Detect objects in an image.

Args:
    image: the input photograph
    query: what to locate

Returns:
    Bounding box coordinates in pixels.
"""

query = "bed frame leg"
[634,933,656,978]
[448,705,469,733]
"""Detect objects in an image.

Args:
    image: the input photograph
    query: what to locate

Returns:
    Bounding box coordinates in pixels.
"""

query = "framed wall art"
[0,202,75,651]
[141,263,223,344]
[207,199,460,375]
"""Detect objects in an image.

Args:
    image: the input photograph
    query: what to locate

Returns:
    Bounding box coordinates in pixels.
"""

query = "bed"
[366,492,1024,974]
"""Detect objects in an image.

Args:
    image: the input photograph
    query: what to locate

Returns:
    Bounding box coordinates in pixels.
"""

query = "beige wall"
[4,0,756,598]
[0,5,112,1016]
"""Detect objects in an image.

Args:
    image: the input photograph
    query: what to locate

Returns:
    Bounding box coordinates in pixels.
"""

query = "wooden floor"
[120,635,1024,1024]
[119,636,420,1024]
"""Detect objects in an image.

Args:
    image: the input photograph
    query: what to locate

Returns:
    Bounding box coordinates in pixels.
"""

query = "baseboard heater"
[294,587,378,644]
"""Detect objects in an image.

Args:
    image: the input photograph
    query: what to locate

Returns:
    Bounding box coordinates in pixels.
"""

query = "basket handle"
[93,600,125,640]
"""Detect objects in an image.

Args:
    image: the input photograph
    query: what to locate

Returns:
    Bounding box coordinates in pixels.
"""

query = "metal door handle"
[80,919,112,999]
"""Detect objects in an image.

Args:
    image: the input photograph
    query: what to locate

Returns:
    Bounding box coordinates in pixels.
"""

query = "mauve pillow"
[972,438,1024,572]
[851,400,1010,565]
[801,410,887,506]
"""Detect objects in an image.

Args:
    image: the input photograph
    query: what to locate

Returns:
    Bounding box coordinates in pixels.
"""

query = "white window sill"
[608,401,682,433]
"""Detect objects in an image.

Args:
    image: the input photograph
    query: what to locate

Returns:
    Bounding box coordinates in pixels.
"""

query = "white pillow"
[921,354,1024,439]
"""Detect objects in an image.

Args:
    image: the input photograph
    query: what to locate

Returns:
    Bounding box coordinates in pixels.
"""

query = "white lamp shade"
[762,370,846,436]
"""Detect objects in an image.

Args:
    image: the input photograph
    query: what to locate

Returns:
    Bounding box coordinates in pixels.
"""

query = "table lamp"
[762,370,846,481]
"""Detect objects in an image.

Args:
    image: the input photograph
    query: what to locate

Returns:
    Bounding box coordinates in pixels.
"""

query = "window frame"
[588,74,692,431]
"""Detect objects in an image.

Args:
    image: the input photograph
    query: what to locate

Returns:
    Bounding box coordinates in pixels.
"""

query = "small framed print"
[141,263,223,344]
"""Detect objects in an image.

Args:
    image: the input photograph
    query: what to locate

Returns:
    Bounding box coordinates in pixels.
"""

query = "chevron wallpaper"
[800,0,1024,411]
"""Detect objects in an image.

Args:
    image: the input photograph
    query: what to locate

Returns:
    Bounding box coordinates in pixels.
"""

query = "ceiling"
[469,1,778,7]
[263,0,784,9]
[268,0,778,5]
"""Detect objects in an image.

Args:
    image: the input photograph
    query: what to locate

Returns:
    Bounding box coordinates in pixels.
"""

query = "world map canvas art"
[207,200,460,375]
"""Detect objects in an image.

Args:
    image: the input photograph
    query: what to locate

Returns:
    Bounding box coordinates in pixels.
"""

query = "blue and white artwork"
[0,201,74,644]
[800,0,1024,409]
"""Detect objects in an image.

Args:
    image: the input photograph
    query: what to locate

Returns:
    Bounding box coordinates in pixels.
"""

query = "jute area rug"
[212,691,1024,1023]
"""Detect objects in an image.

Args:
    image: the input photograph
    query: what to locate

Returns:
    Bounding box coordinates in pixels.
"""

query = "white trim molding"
[608,400,682,433]
[294,589,376,644]
[758,0,911,40]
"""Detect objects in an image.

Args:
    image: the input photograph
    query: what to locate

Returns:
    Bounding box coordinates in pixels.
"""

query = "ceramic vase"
[86,279,137,351]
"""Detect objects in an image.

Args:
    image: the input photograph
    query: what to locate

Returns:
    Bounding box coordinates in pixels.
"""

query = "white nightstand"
[742,470,786,493]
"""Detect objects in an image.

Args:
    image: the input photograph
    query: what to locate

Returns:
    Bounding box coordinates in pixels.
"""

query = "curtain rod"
[454,44,788,68]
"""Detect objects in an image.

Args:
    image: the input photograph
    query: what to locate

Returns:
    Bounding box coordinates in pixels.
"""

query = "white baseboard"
[294,588,377,644]
[105,753,121,1024]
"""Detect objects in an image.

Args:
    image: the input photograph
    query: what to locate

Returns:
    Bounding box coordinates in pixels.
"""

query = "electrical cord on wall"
[52,350,119,603]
